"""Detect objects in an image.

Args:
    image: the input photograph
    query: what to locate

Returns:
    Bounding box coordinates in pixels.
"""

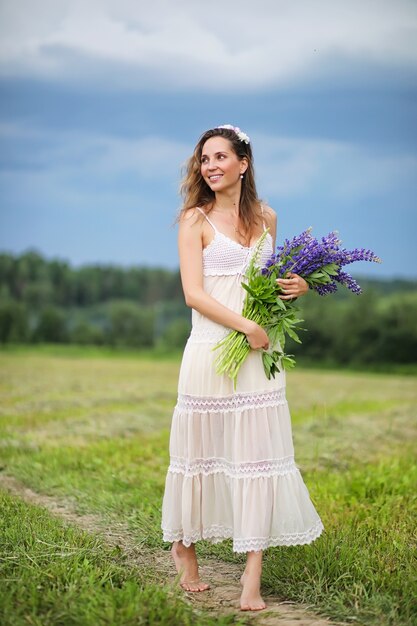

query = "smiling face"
[200,136,248,193]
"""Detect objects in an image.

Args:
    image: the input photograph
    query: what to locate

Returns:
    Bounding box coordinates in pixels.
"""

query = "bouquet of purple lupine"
[213,227,381,386]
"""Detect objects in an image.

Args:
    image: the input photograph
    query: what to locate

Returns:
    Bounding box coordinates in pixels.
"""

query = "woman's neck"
[213,190,241,215]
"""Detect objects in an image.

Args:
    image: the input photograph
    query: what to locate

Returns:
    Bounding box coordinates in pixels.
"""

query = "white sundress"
[161,207,324,553]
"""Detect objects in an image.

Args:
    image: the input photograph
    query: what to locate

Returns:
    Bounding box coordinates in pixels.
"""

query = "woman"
[161,125,324,612]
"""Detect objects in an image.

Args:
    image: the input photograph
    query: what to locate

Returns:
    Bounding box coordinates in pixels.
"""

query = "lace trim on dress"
[163,525,233,547]
[162,519,324,552]
[175,388,287,413]
[203,266,249,277]
[187,326,230,344]
[196,210,274,277]
[168,455,298,478]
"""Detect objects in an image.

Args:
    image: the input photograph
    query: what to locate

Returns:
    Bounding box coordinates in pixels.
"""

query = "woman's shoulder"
[177,207,208,244]
[179,206,205,225]
[260,203,277,228]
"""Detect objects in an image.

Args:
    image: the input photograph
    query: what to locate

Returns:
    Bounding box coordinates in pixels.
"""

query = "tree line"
[1,249,416,366]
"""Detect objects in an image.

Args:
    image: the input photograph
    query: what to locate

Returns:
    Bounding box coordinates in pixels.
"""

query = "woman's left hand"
[276,272,309,300]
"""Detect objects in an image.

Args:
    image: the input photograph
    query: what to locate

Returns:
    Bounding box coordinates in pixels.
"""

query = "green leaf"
[274,297,286,310]
[262,353,272,379]
[242,283,257,297]
[285,326,302,343]
[282,355,296,369]
[321,262,339,276]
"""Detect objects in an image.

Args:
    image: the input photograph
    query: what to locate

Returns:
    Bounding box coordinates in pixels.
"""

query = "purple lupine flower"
[262,228,381,296]
[316,282,338,296]
[336,270,362,294]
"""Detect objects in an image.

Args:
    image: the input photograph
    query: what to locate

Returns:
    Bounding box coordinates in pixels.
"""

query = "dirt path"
[1,473,346,626]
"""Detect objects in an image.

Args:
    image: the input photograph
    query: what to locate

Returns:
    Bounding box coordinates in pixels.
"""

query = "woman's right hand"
[244,320,269,350]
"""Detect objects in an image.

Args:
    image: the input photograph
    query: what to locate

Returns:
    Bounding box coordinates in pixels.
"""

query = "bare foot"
[240,570,266,611]
[171,541,210,592]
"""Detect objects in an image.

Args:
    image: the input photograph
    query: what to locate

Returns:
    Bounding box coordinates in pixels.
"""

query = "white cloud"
[0,0,416,90]
[255,135,335,196]
[2,122,416,206]
[252,132,417,199]
[0,121,191,181]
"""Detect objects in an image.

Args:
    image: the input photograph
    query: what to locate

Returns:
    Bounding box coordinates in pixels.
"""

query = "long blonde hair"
[178,127,264,240]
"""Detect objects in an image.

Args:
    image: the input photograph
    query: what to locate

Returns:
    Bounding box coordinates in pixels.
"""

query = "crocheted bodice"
[195,207,273,277]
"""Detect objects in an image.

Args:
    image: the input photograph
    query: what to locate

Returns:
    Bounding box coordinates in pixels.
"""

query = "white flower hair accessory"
[217,124,250,144]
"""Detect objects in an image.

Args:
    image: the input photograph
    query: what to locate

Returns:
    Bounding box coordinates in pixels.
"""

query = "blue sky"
[0,0,416,278]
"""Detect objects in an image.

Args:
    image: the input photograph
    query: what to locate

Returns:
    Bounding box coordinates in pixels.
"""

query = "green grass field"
[0,346,416,625]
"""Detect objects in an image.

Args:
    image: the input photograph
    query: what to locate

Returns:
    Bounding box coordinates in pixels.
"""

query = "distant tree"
[375,294,417,363]
[22,282,55,309]
[105,302,154,348]
[0,253,14,292]
[71,320,104,345]
[74,267,102,306]
[33,306,68,343]
[0,301,29,343]
[49,260,75,306]
[160,318,191,349]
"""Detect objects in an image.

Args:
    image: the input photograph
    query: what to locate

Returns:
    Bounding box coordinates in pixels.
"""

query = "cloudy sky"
[1,0,416,278]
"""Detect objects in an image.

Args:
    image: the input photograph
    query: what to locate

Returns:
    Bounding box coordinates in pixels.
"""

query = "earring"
[240,174,244,179]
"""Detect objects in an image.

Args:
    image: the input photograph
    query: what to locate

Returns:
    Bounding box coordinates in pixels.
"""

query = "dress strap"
[195,206,218,232]
[260,203,267,231]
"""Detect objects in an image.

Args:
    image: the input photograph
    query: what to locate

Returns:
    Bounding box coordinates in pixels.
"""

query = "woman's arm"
[263,205,308,300]
[178,209,269,349]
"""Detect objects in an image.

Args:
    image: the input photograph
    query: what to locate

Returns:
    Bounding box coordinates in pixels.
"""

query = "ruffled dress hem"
[162,519,324,553]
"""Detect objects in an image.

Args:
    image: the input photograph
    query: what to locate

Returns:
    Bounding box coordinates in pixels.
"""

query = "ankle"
[243,564,262,578]
[172,541,193,556]
[171,541,183,556]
